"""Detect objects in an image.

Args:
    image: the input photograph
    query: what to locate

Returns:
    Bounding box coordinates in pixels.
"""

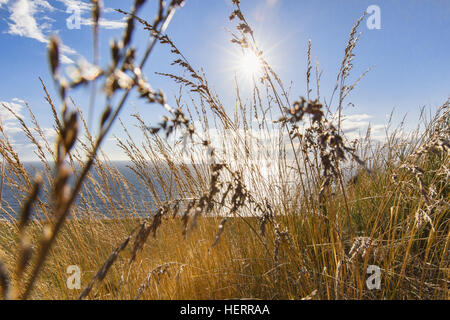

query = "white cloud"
[57,0,125,29]
[2,0,76,63]
[0,100,23,121]
[60,54,74,64]
[0,99,56,160]
[1,0,125,65]
[32,0,54,11]
[80,17,126,29]
[0,100,28,151]
[341,114,372,133]
[57,0,90,12]
[341,113,386,141]
[6,0,50,43]
[342,113,372,122]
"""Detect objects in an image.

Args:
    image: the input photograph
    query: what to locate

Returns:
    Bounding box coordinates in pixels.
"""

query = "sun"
[238,50,263,78]
[221,40,274,86]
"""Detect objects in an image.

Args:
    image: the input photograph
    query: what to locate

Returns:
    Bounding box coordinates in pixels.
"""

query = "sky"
[0,0,449,161]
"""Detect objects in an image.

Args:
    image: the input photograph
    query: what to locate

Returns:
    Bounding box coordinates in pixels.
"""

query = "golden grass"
[0,0,448,300]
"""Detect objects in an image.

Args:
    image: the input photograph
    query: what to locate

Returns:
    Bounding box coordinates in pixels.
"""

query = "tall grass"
[0,0,448,299]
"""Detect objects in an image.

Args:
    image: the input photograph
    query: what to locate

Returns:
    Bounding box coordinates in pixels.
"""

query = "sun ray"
[238,50,263,79]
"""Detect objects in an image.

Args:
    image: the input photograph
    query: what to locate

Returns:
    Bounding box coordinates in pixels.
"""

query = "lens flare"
[238,50,263,78]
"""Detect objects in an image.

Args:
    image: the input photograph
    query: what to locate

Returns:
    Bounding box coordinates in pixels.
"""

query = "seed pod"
[18,174,42,231]
[59,79,68,101]
[135,0,146,10]
[170,0,185,9]
[100,105,112,128]
[123,17,135,48]
[110,39,121,66]
[48,36,60,76]
[212,218,227,247]
[16,236,33,277]
[54,165,72,199]
[0,259,10,300]
[92,0,101,25]
[42,224,53,243]
[64,112,78,151]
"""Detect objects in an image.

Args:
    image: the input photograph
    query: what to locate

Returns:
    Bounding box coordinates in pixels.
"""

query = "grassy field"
[1,134,448,300]
[0,0,448,300]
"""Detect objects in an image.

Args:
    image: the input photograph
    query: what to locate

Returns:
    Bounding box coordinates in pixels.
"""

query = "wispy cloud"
[56,0,90,12]
[1,0,125,64]
[0,99,29,152]
[80,17,126,30]
[56,0,126,29]
[0,98,56,160]
[6,0,52,43]
[0,0,9,8]
[2,0,76,63]
[0,99,23,121]
[341,113,386,141]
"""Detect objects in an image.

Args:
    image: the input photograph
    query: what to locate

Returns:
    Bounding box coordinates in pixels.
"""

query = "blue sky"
[0,0,449,160]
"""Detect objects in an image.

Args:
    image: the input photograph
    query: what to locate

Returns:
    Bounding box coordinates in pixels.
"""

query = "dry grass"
[0,0,448,300]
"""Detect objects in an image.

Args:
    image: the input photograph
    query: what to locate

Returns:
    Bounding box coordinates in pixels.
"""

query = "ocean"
[0,161,168,221]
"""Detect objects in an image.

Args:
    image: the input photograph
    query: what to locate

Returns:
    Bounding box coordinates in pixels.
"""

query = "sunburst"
[238,50,263,79]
